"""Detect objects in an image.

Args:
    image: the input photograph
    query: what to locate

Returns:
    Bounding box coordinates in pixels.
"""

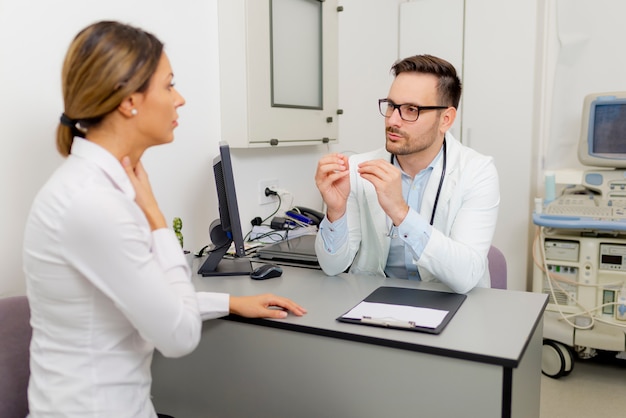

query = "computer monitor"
[198,141,252,276]
[578,91,626,168]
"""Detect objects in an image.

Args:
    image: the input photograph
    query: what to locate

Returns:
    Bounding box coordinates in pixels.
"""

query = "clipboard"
[337,286,467,334]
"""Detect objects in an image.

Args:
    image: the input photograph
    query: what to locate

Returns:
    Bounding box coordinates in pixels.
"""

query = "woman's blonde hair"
[57,21,163,156]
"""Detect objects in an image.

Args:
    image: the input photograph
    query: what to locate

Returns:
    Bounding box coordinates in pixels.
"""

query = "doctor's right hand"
[315,153,350,222]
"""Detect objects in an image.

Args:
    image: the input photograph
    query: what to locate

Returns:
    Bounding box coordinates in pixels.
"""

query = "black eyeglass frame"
[378,99,448,122]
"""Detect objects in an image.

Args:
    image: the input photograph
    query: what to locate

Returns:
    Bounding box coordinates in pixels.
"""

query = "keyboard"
[534,195,626,231]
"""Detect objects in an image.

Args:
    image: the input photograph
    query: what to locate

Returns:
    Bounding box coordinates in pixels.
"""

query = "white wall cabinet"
[399,0,539,290]
[217,0,340,148]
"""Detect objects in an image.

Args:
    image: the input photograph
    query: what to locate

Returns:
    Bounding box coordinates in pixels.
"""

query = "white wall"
[4,0,565,297]
[537,0,626,172]
[0,0,403,296]
[0,0,220,296]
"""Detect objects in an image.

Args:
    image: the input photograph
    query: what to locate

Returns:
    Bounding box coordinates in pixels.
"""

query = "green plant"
[173,217,183,248]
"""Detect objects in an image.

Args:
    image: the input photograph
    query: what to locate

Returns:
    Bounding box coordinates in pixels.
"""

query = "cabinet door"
[399,0,538,290]
[398,0,464,140]
[463,0,537,291]
[218,0,339,148]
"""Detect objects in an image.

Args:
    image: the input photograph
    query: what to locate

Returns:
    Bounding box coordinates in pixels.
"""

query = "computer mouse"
[250,264,283,280]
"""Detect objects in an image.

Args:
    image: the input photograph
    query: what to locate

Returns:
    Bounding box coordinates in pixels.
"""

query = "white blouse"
[23,138,228,417]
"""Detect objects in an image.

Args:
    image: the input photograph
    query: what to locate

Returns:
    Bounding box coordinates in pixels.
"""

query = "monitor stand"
[197,239,252,277]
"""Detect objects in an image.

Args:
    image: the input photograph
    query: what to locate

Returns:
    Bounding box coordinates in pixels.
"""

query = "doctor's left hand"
[357,159,409,226]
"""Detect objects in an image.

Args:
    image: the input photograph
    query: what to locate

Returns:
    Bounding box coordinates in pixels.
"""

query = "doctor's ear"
[440,107,456,130]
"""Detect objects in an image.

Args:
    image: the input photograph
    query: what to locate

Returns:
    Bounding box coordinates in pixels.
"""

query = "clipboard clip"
[361,316,416,328]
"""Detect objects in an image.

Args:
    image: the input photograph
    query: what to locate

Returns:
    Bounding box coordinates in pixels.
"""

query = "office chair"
[0,295,31,418]
[488,245,507,289]
[0,296,178,418]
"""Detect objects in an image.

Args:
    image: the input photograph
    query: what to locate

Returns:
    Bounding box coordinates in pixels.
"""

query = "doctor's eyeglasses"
[378,99,448,122]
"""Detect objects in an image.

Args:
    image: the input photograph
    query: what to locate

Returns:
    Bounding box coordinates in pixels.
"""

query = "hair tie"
[60,113,76,127]
[60,113,87,138]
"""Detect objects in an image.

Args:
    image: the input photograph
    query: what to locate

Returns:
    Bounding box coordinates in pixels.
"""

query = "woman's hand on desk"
[229,294,307,319]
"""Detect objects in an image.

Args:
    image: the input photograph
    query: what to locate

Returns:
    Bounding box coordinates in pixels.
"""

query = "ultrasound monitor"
[198,141,252,276]
[578,91,626,168]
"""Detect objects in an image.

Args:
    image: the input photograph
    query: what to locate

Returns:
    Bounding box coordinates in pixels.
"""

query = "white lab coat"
[315,133,500,294]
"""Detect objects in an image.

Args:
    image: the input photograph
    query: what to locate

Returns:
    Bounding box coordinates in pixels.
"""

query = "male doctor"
[314,54,500,294]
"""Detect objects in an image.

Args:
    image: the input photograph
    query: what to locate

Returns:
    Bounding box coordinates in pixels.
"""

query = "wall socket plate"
[258,179,279,205]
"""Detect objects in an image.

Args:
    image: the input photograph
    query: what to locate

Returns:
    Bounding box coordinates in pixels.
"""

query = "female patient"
[22,20,306,417]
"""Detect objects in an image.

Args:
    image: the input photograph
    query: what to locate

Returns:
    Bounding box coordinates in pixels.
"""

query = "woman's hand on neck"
[86,111,146,166]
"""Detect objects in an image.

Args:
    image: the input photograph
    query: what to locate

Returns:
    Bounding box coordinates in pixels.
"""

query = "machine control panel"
[599,243,626,271]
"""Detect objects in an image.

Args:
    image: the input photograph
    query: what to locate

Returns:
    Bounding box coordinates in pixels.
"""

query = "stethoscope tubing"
[389,138,447,226]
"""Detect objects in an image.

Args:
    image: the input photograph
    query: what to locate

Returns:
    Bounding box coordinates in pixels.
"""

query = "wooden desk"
[151,261,547,418]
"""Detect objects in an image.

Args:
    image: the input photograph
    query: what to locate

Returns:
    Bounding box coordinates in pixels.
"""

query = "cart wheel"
[553,341,575,376]
[542,339,566,378]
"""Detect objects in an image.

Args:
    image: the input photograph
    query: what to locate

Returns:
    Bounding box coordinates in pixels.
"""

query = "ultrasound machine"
[532,92,626,378]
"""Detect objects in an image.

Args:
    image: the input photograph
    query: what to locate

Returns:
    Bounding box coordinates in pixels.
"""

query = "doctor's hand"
[315,153,350,222]
[358,159,409,226]
[229,294,307,319]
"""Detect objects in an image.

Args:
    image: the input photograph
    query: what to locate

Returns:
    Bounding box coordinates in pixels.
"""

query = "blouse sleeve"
[61,188,224,358]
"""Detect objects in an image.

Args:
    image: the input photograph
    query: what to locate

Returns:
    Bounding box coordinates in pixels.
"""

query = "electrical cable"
[533,225,626,330]
[536,226,595,330]
[245,194,283,243]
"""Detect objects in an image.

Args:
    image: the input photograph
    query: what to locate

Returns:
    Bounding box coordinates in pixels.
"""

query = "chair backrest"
[0,296,31,418]
[488,245,507,289]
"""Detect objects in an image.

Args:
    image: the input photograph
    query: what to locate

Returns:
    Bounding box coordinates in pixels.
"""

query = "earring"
[131,108,138,116]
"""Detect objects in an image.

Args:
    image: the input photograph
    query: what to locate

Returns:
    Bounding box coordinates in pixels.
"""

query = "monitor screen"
[578,92,626,168]
[198,141,251,276]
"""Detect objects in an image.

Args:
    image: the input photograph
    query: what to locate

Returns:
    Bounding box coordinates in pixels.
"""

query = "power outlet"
[258,179,279,205]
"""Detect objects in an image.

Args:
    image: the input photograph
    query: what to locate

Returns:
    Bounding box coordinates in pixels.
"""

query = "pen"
[285,211,315,225]
[361,316,416,328]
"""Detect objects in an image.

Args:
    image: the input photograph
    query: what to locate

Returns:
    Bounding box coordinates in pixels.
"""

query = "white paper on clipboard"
[341,301,448,329]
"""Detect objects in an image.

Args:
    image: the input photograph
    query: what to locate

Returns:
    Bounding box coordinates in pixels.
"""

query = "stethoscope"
[390,138,447,226]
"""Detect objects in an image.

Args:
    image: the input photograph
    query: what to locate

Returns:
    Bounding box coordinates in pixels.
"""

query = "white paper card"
[342,301,448,329]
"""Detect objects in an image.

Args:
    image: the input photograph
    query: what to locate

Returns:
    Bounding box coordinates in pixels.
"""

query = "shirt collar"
[69,137,136,200]
[392,144,444,178]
